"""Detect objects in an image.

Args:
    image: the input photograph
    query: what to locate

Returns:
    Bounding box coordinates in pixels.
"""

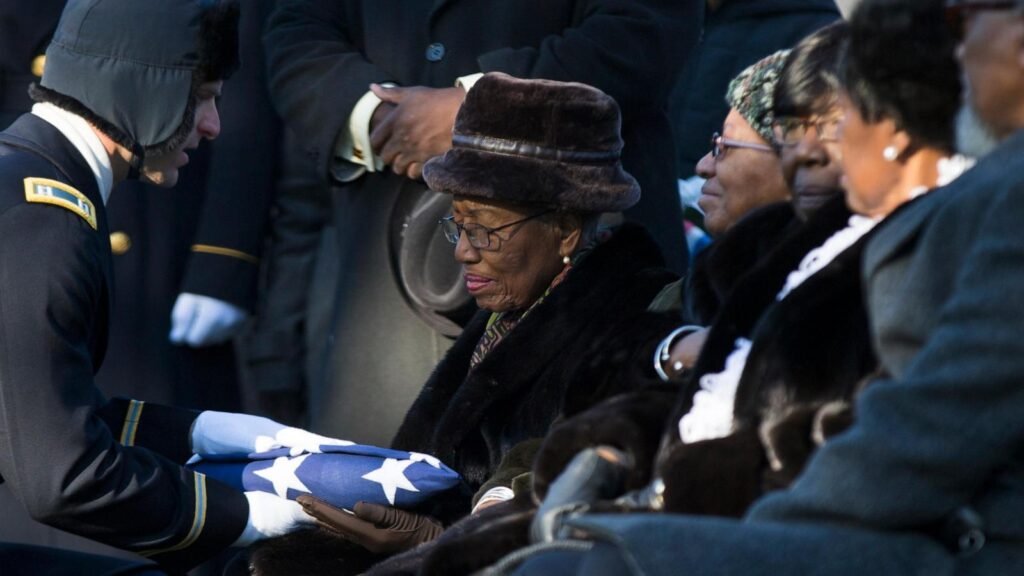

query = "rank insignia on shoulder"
[23,177,97,230]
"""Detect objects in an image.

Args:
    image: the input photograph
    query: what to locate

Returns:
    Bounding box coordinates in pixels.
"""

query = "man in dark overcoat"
[259,0,704,446]
[511,3,1024,574]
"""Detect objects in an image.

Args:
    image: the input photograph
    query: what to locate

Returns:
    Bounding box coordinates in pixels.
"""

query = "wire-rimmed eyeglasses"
[439,209,554,251]
[772,115,843,148]
[710,132,776,159]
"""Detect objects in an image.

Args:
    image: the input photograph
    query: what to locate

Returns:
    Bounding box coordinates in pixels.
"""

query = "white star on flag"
[409,452,442,468]
[253,454,313,499]
[362,458,419,505]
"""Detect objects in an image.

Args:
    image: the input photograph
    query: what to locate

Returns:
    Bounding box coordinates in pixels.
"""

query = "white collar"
[775,154,974,301]
[31,102,114,204]
[937,154,975,187]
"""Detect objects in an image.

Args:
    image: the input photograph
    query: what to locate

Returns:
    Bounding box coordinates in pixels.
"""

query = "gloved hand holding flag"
[189,443,462,512]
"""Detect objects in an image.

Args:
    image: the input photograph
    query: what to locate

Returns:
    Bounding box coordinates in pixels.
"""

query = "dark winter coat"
[655,195,875,516]
[531,195,877,520]
[246,224,680,576]
[682,201,800,325]
[559,131,1024,576]
[392,224,678,507]
[361,198,866,575]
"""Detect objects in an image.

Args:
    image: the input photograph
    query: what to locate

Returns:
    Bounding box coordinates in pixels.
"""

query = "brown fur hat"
[423,72,640,212]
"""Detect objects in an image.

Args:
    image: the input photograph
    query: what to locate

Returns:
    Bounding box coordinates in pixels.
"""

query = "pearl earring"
[563,255,571,265]
[883,146,898,161]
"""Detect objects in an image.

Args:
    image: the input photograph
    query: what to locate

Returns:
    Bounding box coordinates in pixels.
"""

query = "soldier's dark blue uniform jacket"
[0,114,248,574]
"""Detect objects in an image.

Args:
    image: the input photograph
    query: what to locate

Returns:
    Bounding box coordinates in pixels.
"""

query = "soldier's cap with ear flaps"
[29,0,239,157]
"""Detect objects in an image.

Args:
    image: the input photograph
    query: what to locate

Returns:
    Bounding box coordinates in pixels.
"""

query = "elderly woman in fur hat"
[312,48,824,576]
[243,72,680,575]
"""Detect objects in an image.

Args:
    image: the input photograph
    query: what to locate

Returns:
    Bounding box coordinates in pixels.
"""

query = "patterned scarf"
[469,264,570,370]
[468,233,609,370]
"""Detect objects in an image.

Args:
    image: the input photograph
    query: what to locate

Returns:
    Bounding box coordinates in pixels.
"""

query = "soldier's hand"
[368,84,465,180]
[297,497,443,554]
[232,491,316,546]
[169,292,248,347]
[191,411,352,457]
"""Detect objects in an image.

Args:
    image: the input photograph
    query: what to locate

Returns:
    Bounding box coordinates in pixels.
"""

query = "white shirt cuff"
[472,485,515,513]
[332,85,395,182]
[456,73,485,92]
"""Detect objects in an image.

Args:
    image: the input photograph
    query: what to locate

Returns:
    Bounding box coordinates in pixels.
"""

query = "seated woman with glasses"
[663,22,852,375]
[527,21,858,524]
[529,0,967,544]
[245,72,682,575]
[646,51,795,358]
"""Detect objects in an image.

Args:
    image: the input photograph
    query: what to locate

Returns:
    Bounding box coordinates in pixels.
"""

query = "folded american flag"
[189,444,462,511]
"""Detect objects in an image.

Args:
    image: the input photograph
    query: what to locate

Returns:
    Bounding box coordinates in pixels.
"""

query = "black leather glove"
[296,496,443,555]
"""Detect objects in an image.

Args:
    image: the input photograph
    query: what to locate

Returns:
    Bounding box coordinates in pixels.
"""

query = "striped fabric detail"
[191,244,259,264]
[118,400,145,446]
[141,472,209,557]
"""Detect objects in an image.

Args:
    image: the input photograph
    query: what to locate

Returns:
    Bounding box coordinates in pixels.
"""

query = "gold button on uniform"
[110,231,132,255]
[31,55,46,78]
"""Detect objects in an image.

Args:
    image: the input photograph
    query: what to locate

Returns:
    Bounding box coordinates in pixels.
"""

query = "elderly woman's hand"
[296,496,443,555]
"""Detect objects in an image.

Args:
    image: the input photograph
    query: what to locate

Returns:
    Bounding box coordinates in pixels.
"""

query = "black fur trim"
[652,194,880,517]
[391,224,676,507]
[30,78,198,159]
[681,194,855,414]
[683,202,799,325]
[659,428,766,517]
[532,386,679,502]
[29,83,136,152]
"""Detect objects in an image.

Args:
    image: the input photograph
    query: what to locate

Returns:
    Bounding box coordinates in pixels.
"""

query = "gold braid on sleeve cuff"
[190,244,259,265]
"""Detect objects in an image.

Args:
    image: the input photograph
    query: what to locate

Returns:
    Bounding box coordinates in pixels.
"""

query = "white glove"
[191,410,353,457]
[232,491,316,546]
[169,292,248,347]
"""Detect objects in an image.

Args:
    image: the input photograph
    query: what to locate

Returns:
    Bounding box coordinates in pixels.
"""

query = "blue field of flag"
[189,444,462,511]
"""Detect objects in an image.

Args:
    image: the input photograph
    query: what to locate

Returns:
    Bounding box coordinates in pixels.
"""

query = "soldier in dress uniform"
[0,1,329,573]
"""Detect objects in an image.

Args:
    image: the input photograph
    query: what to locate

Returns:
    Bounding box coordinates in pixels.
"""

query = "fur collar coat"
[656,195,879,515]
[683,202,800,324]
[391,224,677,509]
